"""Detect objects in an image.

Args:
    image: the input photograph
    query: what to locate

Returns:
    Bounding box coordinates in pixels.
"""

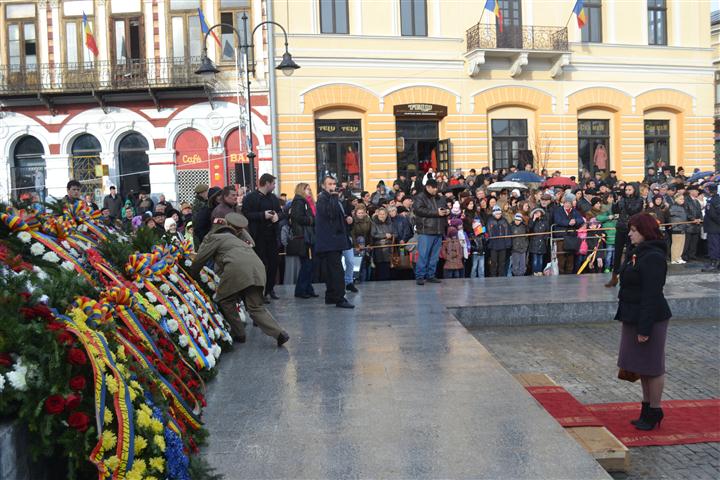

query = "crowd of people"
[49,164,720,309]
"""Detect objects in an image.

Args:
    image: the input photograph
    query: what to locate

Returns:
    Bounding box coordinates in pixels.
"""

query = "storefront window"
[491,119,527,170]
[396,121,439,176]
[578,119,609,176]
[315,119,362,194]
[12,135,45,200]
[644,120,670,174]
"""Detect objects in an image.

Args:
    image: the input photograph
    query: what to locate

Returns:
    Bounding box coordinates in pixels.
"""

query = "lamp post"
[195,14,299,190]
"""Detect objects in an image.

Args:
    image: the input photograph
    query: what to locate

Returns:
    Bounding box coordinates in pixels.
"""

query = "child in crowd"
[595,207,617,273]
[470,217,486,278]
[510,213,528,276]
[441,226,465,278]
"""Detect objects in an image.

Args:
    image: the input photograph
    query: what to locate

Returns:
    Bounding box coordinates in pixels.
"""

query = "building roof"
[713,10,720,26]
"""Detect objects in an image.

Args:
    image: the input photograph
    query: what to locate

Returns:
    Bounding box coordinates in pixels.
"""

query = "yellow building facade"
[273,0,715,194]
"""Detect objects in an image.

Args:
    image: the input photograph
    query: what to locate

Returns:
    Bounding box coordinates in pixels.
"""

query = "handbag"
[617,368,640,383]
[286,236,308,257]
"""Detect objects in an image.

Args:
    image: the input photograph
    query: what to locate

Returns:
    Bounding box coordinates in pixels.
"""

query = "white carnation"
[30,243,45,256]
[6,364,28,391]
[145,292,157,304]
[208,329,216,340]
[178,335,189,347]
[188,348,197,359]
[180,305,189,314]
[206,355,216,369]
[39,294,49,304]
[199,273,209,283]
[69,248,79,258]
[212,345,222,359]
[17,231,32,244]
[61,240,71,249]
[184,260,192,267]
[159,284,171,294]
[166,319,178,333]
[77,224,88,232]
[155,305,168,317]
[214,328,222,338]
[198,337,208,348]
[32,266,48,281]
[0,374,5,392]
[61,261,75,271]
[42,251,61,263]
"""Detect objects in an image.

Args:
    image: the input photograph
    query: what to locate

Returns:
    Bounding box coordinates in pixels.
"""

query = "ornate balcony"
[464,24,571,78]
[0,57,210,112]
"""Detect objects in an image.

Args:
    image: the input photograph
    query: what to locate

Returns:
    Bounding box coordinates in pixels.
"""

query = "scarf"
[306,195,317,216]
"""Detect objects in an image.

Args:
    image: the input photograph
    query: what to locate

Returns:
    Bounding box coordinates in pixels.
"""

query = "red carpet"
[526,386,604,427]
[587,399,720,447]
[526,385,720,447]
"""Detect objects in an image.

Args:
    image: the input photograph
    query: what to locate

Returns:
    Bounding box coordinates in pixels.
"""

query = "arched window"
[118,133,150,201]
[12,136,45,200]
[71,134,102,198]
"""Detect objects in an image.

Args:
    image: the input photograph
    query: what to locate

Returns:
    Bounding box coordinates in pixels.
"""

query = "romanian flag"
[82,12,99,57]
[198,8,222,48]
[484,0,503,33]
[573,0,587,28]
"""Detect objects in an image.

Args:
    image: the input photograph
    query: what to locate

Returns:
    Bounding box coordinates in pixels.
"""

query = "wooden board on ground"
[515,372,630,472]
[514,373,557,387]
[567,426,630,472]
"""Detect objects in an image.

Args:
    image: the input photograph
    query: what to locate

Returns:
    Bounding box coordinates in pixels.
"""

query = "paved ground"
[470,318,720,480]
[202,281,610,480]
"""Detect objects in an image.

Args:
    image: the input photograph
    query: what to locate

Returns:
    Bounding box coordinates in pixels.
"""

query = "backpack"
[280,223,291,247]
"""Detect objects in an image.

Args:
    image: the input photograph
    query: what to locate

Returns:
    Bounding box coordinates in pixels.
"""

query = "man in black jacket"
[702,183,720,272]
[682,186,703,261]
[607,183,644,287]
[192,184,213,248]
[242,174,283,302]
[413,179,449,285]
[315,176,354,308]
[102,186,122,220]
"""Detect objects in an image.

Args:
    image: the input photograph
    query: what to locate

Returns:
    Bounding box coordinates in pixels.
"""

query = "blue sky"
[714,0,720,12]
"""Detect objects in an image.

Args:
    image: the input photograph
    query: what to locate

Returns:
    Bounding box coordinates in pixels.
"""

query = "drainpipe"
[266,0,280,192]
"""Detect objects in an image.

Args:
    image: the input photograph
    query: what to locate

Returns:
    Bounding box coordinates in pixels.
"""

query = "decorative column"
[146,149,177,202]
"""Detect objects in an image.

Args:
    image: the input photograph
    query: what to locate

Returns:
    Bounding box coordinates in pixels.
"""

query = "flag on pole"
[573,0,587,28]
[198,8,222,48]
[82,12,99,57]
[484,0,503,33]
[222,40,235,59]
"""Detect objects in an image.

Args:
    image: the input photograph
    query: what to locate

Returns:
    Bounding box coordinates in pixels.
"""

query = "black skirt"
[617,319,669,377]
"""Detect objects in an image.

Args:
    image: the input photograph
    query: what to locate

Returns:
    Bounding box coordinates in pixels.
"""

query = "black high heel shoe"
[635,406,664,431]
[630,402,650,426]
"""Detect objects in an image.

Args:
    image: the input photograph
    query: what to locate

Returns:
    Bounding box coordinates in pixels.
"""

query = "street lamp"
[195,14,300,189]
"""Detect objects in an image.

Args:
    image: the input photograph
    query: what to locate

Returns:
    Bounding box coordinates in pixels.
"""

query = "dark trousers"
[682,233,700,260]
[556,240,575,274]
[612,228,630,274]
[218,285,283,340]
[488,249,507,277]
[708,232,720,261]
[318,250,345,304]
[294,256,315,296]
[374,261,391,281]
[254,237,279,295]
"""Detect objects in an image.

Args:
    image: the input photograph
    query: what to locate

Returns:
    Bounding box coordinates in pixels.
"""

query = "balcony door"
[497,0,522,49]
[110,16,144,87]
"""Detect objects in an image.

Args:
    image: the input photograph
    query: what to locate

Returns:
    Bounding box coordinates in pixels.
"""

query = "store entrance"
[396,121,439,177]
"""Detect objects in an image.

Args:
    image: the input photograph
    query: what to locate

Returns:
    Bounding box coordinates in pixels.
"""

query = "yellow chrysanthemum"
[146,477,159,480]
[128,387,137,401]
[104,455,119,472]
[106,376,118,394]
[101,430,117,451]
[104,407,113,426]
[150,419,163,433]
[136,409,152,429]
[116,346,127,361]
[130,458,146,475]
[149,456,165,472]
[153,434,166,452]
[126,470,142,480]
[139,404,152,416]
[134,435,147,454]
[130,380,142,391]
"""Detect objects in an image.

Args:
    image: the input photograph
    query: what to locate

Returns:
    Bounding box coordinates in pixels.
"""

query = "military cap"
[194,183,209,194]
[225,213,249,229]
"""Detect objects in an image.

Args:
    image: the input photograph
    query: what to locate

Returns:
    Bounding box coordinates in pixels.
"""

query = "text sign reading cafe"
[393,103,448,120]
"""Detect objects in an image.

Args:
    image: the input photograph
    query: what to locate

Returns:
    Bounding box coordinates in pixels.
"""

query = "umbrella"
[505,171,545,183]
[687,171,715,183]
[487,181,529,192]
[542,176,578,188]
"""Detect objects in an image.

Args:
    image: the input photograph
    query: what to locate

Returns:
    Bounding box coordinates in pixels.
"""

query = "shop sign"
[315,120,362,138]
[393,103,448,120]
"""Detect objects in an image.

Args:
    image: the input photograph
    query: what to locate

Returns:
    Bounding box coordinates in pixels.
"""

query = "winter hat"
[449,217,463,229]
[530,207,544,217]
[396,206,408,214]
[447,226,458,238]
[451,201,461,215]
[563,193,575,203]
[511,188,521,198]
[513,213,524,222]
[492,205,502,215]
[164,218,176,231]
[588,217,600,226]
[540,193,553,201]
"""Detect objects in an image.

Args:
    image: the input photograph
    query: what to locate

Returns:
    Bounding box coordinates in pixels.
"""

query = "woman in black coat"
[289,183,317,299]
[615,213,672,431]
[607,183,644,286]
[528,207,550,275]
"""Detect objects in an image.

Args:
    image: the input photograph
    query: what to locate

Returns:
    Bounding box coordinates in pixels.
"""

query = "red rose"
[69,375,87,391]
[67,348,87,365]
[162,352,175,364]
[57,331,75,345]
[65,393,82,410]
[46,322,65,331]
[67,411,90,432]
[0,353,12,367]
[44,395,66,415]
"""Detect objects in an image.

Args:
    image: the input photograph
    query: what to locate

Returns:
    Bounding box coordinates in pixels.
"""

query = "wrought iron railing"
[0,57,208,95]
[466,24,568,52]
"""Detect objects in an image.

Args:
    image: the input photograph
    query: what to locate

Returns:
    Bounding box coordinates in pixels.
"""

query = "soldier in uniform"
[190,212,290,347]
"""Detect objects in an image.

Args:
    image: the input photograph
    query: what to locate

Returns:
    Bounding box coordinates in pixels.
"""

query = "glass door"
[111,16,144,87]
[497,0,522,49]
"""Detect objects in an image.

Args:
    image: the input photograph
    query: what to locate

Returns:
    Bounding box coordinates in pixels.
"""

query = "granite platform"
[202,275,627,479]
